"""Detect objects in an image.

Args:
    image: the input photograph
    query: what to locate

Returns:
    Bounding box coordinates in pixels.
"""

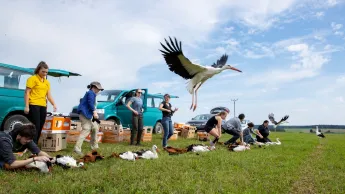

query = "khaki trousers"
[74,114,99,152]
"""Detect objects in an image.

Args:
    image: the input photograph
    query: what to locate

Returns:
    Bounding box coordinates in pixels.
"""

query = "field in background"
[1,132,345,193]
[283,128,345,133]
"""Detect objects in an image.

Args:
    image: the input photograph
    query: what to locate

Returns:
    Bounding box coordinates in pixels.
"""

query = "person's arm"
[159,103,171,112]
[126,98,138,115]
[24,88,31,113]
[216,116,222,136]
[47,90,57,112]
[38,151,51,158]
[254,128,263,138]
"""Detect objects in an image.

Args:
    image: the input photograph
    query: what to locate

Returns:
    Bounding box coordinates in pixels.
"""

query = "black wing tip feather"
[212,53,229,68]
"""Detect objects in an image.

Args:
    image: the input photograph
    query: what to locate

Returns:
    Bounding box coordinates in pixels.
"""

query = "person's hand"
[34,156,50,162]
[93,112,99,119]
[53,105,57,112]
[259,135,263,138]
[24,106,29,114]
[166,109,171,112]
[133,110,138,115]
[174,108,178,112]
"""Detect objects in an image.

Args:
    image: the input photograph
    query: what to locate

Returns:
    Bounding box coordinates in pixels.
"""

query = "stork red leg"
[193,81,204,111]
[190,88,195,110]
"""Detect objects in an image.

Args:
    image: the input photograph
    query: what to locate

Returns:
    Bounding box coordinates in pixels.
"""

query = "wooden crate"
[174,122,185,129]
[197,131,210,141]
[103,125,124,143]
[84,132,104,143]
[181,129,195,138]
[169,131,179,140]
[66,130,81,143]
[122,128,131,142]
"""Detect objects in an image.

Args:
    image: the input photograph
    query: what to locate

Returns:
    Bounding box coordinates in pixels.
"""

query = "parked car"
[0,62,80,133]
[70,89,178,134]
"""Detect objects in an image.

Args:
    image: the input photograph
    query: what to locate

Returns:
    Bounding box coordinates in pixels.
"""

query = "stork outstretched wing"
[268,113,289,125]
[159,37,206,80]
[211,54,228,68]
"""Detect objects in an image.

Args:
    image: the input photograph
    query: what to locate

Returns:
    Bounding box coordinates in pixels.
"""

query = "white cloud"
[337,76,345,84]
[335,96,344,103]
[315,11,325,18]
[286,43,329,70]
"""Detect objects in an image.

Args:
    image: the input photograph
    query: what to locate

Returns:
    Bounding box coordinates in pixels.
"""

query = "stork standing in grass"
[159,37,242,111]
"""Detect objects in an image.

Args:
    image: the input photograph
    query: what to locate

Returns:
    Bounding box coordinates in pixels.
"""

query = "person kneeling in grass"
[203,109,229,149]
[243,122,264,145]
[0,124,52,170]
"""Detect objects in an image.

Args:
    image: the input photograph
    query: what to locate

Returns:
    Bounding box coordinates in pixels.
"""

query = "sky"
[0,0,345,125]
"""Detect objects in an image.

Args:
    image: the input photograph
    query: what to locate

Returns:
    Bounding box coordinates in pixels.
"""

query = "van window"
[153,97,163,108]
[0,67,32,90]
[147,97,154,108]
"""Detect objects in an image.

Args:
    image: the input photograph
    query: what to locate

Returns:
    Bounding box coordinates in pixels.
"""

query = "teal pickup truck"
[0,63,80,133]
[70,89,178,134]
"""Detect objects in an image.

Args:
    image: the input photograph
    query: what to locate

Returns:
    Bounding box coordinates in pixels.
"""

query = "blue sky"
[0,0,344,125]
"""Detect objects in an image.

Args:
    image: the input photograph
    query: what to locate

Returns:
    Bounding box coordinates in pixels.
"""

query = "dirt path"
[289,140,326,194]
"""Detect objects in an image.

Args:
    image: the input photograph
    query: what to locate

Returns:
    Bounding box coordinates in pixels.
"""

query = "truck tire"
[3,114,31,134]
[154,122,163,134]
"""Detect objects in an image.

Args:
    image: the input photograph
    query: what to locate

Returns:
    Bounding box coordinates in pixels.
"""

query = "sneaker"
[210,140,215,147]
[74,150,83,156]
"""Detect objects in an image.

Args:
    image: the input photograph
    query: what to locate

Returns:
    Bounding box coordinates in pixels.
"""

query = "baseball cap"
[90,81,104,91]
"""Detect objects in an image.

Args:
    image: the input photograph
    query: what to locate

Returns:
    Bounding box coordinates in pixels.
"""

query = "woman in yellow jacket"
[24,61,57,144]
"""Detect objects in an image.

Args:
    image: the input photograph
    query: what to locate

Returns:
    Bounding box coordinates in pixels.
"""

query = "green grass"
[1,132,345,194]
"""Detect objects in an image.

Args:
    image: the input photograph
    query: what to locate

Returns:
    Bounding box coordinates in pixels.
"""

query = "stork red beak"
[229,66,242,72]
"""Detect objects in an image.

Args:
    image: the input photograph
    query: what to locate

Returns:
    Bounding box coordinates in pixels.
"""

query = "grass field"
[1,132,345,194]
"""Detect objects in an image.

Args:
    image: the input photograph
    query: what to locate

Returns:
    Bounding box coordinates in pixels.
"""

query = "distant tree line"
[250,125,345,132]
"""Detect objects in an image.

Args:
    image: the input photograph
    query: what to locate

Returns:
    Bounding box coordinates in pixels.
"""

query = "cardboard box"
[70,121,82,131]
[84,132,103,143]
[40,133,67,152]
[43,116,71,133]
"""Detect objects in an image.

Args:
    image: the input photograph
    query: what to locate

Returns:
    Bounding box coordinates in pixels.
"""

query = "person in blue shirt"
[126,89,144,146]
[74,81,104,155]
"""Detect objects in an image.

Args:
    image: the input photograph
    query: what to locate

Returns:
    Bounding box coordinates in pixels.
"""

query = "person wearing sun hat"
[74,81,104,155]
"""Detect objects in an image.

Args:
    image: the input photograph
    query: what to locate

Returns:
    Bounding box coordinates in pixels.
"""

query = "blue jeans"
[162,117,174,147]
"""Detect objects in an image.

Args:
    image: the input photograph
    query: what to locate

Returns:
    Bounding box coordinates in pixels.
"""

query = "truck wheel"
[3,115,31,133]
[154,122,163,134]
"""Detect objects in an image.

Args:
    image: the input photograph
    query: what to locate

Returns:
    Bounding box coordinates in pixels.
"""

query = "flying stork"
[159,37,242,111]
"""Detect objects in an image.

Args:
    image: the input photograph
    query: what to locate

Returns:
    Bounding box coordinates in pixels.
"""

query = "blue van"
[70,89,178,134]
[0,62,80,132]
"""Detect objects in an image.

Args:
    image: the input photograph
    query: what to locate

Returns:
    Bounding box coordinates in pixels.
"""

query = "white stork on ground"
[159,37,242,111]
[316,126,325,138]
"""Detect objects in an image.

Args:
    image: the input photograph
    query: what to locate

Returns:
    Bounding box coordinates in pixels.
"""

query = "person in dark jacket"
[74,81,104,155]
[0,124,51,170]
[256,120,271,143]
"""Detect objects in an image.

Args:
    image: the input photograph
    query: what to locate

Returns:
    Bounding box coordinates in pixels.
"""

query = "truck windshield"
[97,90,121,102]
